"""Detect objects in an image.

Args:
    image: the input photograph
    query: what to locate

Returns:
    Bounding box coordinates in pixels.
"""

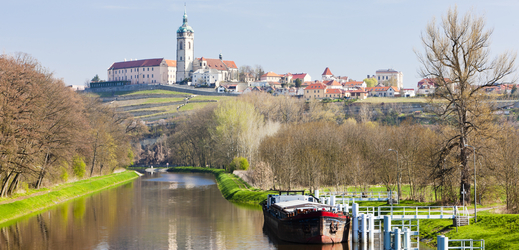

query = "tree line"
[163,91,519,212]
[0,54,142,197]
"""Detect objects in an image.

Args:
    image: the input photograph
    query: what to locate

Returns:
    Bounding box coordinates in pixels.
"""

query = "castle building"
[107,58,176,85]
[106,8,237,86]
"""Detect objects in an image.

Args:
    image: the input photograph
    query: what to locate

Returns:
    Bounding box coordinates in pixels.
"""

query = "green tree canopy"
[363,78,377,87]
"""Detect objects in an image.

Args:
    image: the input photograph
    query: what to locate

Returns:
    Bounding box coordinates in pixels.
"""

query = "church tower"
[176,7,194,83]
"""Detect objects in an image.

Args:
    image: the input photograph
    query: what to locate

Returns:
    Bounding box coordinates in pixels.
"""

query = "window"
[147,74,149,78]
[180,42,183,50]
[180,56,182,60]
[152,74,154,78]
[188,42,191,49]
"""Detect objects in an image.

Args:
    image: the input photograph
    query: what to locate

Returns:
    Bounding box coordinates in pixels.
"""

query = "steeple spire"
[177,3,194,33]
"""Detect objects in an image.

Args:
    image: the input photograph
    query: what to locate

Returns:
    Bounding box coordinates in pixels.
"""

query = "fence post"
[393,228,401,250]
[353,203,359,242]
[384,216,391,250]
[437,235,448,250]
[368,213,374,243]
[403,227,411,249]
[360,213,367,243]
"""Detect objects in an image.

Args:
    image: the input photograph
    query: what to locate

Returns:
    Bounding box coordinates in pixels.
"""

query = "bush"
[60,167,69,182]
[72,155,86,178]
[228,157,249,172]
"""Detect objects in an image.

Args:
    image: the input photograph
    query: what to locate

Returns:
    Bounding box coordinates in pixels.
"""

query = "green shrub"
[60,167,69,182]
[228,157,249,172]
[72,155,86,178]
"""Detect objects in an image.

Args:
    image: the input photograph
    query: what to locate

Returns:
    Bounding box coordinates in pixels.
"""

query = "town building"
[261,72,282,82]
[348,88,368,100]
[192,68,223,87]
[107,58,176,85]
[366,86,399,97]
[376,69,403,89]
[192,55,238,83]
[292,73,311,83]
[342,81,366,90]
[304,82,327,99]
[401,89,416,97]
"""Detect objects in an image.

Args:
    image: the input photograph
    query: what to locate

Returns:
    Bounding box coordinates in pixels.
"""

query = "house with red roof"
[322,67,334,81]
[192,55,238,84]
[365,86,399,97]
[342,81,366,90]
[324,88,343,99]
[323,80,342,89]
[292,73,311,82]
[107,58,177,85]
[261,72,282,82]
[304,82,327,99]
[348,88,368,100]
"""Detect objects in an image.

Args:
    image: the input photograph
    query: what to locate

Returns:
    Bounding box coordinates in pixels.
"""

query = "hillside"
[92,89,232,123]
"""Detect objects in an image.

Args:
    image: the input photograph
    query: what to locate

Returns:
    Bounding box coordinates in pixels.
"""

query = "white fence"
[437,235,484,250]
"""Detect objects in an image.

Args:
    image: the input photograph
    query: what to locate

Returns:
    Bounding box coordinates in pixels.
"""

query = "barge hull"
[263,209,350,244]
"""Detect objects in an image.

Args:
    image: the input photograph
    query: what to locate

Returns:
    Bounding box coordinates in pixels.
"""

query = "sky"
[1,0,518,88]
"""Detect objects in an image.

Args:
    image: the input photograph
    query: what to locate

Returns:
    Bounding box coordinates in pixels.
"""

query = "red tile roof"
[108,58,166,70]
[366,86,399,92]
[304,83,327,90]
[165,60,176,67]
[342,81,364,86]
[322,67,333,76]
[348,88,368,93]
[262,72,281,77]
[199,58,230,70]
[223,60,237,69]
[324,80,341,86]
[325,89,342,94]
[292,73,308,79]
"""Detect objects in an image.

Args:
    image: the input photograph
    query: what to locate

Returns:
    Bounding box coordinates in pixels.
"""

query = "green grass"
[178,102,213,111]
[190,96,231,101]
[168,167,277,205]
[93,89,191,98]
[121,89,190,96]
[143,97,185,104]
[420,215,519,249]
[0,171,139,225]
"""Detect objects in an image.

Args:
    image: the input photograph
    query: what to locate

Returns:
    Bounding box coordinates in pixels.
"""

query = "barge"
[262,191,350,244]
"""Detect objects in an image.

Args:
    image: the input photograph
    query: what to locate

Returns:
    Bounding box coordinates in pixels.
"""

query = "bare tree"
[416,6,516,204]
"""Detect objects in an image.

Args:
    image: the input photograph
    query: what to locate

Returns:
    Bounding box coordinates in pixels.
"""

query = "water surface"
[0,172,433,250]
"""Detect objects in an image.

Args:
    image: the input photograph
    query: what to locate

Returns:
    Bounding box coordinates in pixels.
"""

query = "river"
[0,172,434,250]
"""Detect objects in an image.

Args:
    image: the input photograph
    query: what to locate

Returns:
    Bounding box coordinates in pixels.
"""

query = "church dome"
[177,11,194,33]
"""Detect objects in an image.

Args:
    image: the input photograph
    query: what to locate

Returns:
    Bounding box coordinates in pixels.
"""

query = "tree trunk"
[0,171,13,197]
[6,172,20,196]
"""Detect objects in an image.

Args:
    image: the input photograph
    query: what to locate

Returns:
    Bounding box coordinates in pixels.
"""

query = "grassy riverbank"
[168,167,277,205]
[0,171,139,225]
[420,214,519,249]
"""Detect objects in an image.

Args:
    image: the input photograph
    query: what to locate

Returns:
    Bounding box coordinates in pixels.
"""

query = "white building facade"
[107,58,176,85]
[376,69,403,90]
[192,68,223,86]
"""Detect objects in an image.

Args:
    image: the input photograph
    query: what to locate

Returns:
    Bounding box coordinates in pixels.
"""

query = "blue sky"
[1,0,518,88]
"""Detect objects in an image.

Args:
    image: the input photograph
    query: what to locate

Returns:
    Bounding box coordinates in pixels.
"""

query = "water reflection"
[0,172,434,250]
